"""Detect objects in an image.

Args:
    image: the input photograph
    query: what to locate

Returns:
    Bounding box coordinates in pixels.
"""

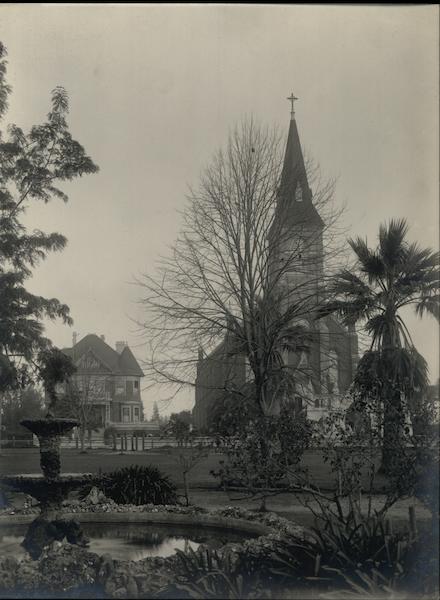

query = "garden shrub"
[170,546,269,599]
[265,499,439,599]
[212,406,313,493]
[103,426,117,446]
[163,493,438,599]
[90,465,178,506]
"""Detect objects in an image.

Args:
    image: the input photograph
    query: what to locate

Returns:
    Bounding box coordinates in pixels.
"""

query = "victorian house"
[61,333,145,428]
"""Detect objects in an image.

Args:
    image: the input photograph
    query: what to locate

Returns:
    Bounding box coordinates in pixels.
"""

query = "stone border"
[0,510,272,537]
[0,502,304,547]
[0,504,305,598]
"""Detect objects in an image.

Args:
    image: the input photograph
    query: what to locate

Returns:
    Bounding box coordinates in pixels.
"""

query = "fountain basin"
[0,509,273,562]
[0,506,304,597]
[0,509,272,536]
[20,418,78,437]
[0,519,261,562]
[0,474,93,507]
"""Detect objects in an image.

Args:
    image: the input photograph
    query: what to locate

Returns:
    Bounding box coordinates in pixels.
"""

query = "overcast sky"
[0,5,438,416]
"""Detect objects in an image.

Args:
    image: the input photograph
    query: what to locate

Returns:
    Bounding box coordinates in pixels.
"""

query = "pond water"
[0,522,257,562]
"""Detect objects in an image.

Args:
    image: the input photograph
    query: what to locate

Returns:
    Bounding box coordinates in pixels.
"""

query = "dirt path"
[189,489,432,528]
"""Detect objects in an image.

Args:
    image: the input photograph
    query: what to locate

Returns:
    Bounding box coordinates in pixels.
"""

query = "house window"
[115,377,125,394]
[122,407,130,423]
[134,407,140,422]
[105,379,114,395]
[134,380,139,390]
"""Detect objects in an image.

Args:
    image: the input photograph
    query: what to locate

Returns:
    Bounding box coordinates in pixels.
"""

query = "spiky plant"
[96,464,178,506]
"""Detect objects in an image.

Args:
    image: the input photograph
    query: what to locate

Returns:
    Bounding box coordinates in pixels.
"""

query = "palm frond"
[403,243,439,274]
[415,294,440,321]
[364,314,388,347]
[348,238,385,282]
[330,270,373,297]
[317,299,370,326]
[398,243,440,291]
[391,347,429,392]
[378,218,408,269]
[355,347,429,394]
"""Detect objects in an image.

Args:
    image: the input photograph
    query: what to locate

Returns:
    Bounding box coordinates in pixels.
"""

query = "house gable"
[75,348,113,373]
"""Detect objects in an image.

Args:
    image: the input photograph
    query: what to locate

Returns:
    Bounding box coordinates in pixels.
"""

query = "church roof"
[62,334,144,377]
[277,115,324,229]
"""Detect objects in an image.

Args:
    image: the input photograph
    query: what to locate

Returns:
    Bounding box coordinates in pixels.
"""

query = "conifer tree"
[151,401,160,423]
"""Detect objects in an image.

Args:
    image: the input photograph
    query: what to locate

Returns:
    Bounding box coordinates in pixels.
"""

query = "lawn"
[0,447,220,487]
[0,447,431,526]
[0,446,387,490]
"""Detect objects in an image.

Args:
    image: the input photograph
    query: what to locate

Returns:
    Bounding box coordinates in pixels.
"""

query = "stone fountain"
[0,351,92,558]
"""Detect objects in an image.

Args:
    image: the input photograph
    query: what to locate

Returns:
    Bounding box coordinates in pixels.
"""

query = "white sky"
[0,5,438,416]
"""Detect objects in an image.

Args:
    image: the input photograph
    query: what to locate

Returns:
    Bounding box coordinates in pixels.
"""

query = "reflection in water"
[0,522,255,562]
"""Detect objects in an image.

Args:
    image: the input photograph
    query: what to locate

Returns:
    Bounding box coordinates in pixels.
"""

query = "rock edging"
[0,504,304,598]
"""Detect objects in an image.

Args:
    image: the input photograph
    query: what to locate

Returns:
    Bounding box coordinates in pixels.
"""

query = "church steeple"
[277,95,324,229]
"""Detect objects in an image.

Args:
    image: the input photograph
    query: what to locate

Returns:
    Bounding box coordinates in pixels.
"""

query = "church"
[193,99,359,432]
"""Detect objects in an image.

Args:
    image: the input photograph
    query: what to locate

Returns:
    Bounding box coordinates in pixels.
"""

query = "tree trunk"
[183,471,189,506]
[256,411,272,510]
[258,495,267,512]
[381,386,405,474]
[79,429,86,453]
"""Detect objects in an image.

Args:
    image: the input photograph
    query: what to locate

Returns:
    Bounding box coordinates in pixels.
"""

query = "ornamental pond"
[0,521,258,562]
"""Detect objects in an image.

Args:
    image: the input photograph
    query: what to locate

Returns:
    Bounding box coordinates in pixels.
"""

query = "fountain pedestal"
[0,417,92,558]
[20,418,79,481]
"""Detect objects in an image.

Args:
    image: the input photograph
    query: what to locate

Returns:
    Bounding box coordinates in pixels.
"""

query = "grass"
[0,447,218,487]
[0,446,394,490]
[0,448,431,526]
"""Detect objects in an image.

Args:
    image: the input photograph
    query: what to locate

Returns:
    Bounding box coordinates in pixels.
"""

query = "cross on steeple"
[287,93,298,119]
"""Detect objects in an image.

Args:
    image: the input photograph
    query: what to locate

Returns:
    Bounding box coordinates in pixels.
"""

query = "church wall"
[193,341,247,431]
[308,322,323,395]
[325,316,354,393]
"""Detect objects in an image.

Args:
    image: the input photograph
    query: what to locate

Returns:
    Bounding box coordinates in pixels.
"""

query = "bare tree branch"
[135,117,348,416]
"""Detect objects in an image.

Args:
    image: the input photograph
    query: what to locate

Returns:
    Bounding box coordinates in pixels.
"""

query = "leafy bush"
[103,426,117,446]
[92,465,178,506]
[212,407,312,492]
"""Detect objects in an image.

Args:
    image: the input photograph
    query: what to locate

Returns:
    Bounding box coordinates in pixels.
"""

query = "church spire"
[277,95,324,228]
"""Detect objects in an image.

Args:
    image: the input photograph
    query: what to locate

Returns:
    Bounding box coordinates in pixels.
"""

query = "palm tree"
[321,218,439,471]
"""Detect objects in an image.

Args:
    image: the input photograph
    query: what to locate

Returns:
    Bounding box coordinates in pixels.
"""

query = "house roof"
[276,116,324,229]
[62,334,144,377]
[118,345,145,377]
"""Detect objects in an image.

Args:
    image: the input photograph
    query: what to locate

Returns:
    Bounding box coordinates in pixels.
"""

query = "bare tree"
[137,118,345,418]
[57,353,106,452]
